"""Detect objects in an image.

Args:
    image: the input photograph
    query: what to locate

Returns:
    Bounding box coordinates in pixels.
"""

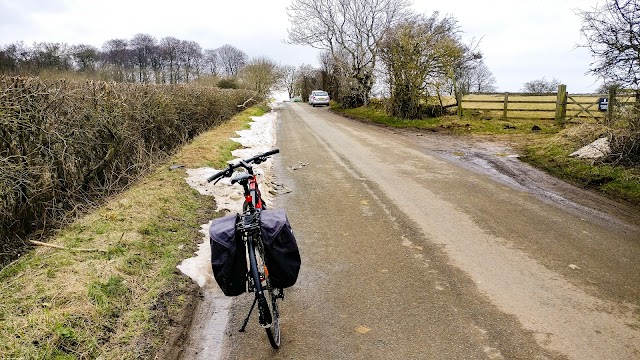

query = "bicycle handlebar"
[207,148,280,183]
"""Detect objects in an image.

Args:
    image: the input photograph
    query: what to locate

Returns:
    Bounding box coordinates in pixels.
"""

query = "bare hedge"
[0,76,258,264]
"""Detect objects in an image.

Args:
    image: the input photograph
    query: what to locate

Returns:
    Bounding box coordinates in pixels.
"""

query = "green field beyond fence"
[458,86,636,124]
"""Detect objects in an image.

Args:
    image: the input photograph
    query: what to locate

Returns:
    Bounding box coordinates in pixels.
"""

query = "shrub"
[217,78,238,89]
[0,76,259,265]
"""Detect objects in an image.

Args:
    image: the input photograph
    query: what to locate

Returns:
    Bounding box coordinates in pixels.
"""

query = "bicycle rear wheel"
[248,235,281,349]
[256,250,281,349]
[264,287,281,349]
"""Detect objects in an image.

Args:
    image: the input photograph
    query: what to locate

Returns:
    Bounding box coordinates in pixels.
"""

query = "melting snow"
[570,137,611,159]
[177,109,278,287]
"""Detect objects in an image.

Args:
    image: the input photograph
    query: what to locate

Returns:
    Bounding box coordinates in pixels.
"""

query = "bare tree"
[317,50,343,100]
[0,48,16,73]
[279,65,297,99]
[31,42,73,72]
[159,37,182,84]
[130,33,156,83]
[578,0,640,91]
[203,49,219,76]
[240,57,281,97]
[180,40,202,82]
[521,77,561,93]
[579,1,639,157]
[216,44,247,77]
[458,61,497,93]
[102,39,131,82]
[149,43,165,83]
[0,42,31,74]
[287,0,411,107]
[71,44,100,73]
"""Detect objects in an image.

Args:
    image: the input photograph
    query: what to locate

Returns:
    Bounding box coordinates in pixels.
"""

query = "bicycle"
[207,148,283,349]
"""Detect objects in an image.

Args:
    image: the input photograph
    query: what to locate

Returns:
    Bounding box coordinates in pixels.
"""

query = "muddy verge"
[394,128,640,230]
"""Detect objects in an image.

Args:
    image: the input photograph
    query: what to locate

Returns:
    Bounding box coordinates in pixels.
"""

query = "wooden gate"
[565,95,601,122]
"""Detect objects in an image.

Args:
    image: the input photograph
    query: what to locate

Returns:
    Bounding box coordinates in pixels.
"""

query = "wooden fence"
[457,85,636,124]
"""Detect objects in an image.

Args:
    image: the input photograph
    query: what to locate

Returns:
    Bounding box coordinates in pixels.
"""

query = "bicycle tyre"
[248,235,281,349]
[263,280,281,349]
[256,243,280,349]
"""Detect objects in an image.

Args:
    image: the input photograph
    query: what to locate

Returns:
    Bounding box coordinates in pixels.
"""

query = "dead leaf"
[355,325,371,334]
[568,264,581,270]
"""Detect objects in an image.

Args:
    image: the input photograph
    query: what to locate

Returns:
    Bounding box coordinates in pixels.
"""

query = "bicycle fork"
[239,234,272,332]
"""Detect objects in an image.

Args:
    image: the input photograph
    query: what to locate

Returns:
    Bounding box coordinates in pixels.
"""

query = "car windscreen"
[314,91,328,96]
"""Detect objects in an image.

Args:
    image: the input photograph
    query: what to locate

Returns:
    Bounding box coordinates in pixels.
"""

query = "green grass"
[522,132,640,204]
[331,103,561,135]
[0,105,265,359]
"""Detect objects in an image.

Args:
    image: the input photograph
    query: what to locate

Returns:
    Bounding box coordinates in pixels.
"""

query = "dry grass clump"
[0,76,258,265]
[558,123,610,145]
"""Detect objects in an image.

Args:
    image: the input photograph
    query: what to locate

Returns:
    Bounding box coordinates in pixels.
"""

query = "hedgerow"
[0,76,258,265]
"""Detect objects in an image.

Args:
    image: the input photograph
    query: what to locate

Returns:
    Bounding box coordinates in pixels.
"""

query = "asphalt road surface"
[213,103,640,359]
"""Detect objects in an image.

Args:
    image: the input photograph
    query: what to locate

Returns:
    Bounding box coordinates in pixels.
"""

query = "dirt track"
[181,103,640,359]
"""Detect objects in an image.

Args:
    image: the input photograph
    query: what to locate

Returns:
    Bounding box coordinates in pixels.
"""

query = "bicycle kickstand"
[239,297,258,332]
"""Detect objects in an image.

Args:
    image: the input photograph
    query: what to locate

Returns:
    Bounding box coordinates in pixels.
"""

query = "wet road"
[219,103,640,359]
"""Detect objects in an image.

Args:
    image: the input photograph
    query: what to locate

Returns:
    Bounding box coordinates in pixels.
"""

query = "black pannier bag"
[209,214,247,296]
[260,209,301,289]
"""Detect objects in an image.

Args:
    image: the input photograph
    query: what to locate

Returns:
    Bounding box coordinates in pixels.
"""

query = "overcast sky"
[0,0,603,93]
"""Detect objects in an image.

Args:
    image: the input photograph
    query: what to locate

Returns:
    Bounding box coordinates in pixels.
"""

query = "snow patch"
[177,110,278,287]
[176,104,280,359]
[570,137,611,159]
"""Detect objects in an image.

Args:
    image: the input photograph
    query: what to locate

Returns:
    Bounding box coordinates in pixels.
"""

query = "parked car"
[308,90,330,107]
[293,96,303,102]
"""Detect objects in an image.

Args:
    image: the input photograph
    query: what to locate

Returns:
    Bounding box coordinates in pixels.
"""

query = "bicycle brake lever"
[213,168,233,184]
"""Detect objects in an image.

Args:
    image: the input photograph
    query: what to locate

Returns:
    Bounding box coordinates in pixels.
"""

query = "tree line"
[286,0,497,118]
[0,34,284,97]
[286,0,639,119]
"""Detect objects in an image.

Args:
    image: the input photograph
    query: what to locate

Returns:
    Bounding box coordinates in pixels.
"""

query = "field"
[462,94,596,121]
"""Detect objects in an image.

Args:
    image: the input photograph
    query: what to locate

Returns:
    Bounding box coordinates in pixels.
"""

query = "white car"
[308,90,330,107]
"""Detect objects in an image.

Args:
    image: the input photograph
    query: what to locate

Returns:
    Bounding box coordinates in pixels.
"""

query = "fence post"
[555,84,567,125]
[503,92,509,119]
[456,92,463,118]
[606,87,616,125]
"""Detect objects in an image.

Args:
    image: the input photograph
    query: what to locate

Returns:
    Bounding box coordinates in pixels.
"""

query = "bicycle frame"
[239,174,264,210]
[207,149,282,348]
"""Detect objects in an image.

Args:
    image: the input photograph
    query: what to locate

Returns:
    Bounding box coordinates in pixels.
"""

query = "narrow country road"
[217,103,640,359]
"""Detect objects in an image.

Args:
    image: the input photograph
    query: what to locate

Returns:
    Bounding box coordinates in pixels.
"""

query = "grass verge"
[0,105,268,359]
[521,124,640,204]
[330,103,562,135]
[332,104,640,205]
